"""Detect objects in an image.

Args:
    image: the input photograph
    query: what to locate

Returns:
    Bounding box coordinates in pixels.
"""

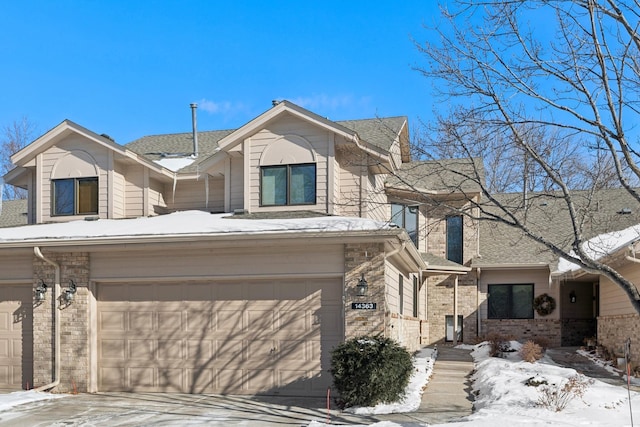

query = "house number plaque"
[351,302,377,310]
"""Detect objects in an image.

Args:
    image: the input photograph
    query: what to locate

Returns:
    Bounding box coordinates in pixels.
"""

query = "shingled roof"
[0,199,28,228]
[476,188,640,269]
[124,116,406,173]
[386,158,485,195]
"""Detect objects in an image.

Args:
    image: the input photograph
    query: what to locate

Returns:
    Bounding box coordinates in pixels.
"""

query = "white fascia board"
[0,228,405,250]
[472,263,550,270]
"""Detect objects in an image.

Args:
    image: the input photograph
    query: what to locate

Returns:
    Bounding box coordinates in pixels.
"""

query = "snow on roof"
[153,157,196,172]
[556,223,640,273]
[0,211,393,244]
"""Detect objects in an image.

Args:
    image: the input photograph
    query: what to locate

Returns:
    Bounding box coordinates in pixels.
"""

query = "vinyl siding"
[248,116,329,213]
[39,136,109,222]
[112,165,126,218]
[600,263,640,316]
[0,249,32,281]
[165,177,224,212]
[124,166,144,217]
[91,244,344,280]
[336,148,362,217]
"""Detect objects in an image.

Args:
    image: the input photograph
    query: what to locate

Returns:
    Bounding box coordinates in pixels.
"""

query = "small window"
[488,284,534,319]
[446,215,463,264]
[391,203,419,246]
[260,164,316,206]
[52,177,98,216]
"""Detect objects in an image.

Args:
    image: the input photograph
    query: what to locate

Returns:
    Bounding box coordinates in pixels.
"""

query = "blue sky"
[0,1,442,145]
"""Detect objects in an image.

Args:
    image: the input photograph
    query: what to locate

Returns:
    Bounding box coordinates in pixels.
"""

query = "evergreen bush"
[330,335,413,408]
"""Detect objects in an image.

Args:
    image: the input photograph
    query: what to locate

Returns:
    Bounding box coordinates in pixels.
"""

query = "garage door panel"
[98,279,342,395]
[101,339,126,359]
[216,310,243,332]
[100,311,126,331]
[157,340,183,360]
[187,339,214,360]
[158,311,183,332]
[0,285,34,390]
[128,339,153,359]
[216,340,243,360]
[129,311,153,330]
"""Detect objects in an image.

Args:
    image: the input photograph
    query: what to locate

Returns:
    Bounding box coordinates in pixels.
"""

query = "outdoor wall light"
[63,280,77,303]
[569,290,577,304]
[356,273,368,296]
[35,281,48,302]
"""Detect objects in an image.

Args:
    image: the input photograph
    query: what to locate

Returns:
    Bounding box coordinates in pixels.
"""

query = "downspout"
[33,247,60,392]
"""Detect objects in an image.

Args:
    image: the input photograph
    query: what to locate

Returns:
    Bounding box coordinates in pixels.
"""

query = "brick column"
[33,251,90,393]
[344,243,385,338]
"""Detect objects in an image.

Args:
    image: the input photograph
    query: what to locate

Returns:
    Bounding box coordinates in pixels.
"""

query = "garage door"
[0,285,33,390]
[97,278,343,395]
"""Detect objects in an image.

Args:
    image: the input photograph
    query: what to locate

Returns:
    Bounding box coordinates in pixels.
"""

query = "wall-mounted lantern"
[356,273,368,296]
[63,280,77,303]
[569,290,577,304]
[35,281,48,302]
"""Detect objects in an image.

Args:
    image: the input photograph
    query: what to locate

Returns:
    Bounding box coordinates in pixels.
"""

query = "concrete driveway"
[0,392,384,426]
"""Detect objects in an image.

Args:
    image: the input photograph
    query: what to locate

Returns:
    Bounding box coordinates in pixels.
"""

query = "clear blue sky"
[1,1,442,145]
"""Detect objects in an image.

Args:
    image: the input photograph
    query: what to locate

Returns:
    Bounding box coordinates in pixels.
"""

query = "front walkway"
[379,346,475,425]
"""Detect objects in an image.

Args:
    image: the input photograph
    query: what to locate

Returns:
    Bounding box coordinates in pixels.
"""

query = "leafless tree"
[412,0,640,313]
[1,117,36,200]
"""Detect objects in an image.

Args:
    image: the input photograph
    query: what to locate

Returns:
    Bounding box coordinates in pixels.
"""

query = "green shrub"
[330,335,413,408]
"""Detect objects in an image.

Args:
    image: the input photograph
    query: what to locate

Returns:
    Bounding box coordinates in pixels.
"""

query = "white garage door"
[97,278,343,395]
[0,285,33,390]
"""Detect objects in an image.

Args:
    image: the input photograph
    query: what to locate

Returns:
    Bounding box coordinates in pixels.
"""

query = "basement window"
[52,177,98,216]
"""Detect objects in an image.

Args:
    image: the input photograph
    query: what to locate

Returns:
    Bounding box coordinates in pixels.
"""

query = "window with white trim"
[52,177,98,216]
[260,163,316,206]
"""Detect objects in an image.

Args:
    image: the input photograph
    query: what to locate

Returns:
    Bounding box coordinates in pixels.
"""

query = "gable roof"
[0,199,28,228]
[475,188,640,270]
[125,101,407,173]
[7,120,176,182]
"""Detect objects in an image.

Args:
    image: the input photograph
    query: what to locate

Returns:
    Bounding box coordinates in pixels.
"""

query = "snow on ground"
[344,347,437,415]
[0,390,64,412]
[310,342,640,427]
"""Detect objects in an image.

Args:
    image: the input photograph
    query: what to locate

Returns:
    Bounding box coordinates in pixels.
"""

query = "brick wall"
[598,314,640,368]
[344,243,386,338]
[482,318,562,347]
[33,251,90,393]
[427,274,478,345]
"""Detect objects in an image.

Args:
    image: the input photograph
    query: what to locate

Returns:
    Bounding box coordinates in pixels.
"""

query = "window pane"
[78,178,98,214]
[446,216,463,264]
[290,164,316,204]
[488,285,510,319]
[406,207,418,246]
[391,204,403,226]
[512,285,534,318]
[53,179,74,216]
[261,166,287,205]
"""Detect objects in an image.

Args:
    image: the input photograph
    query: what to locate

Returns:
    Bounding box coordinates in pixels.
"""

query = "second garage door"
[97,278,343,395]
[0,284,33,391]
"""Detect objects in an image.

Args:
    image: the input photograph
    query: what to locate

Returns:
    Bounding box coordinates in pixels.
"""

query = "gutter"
[33,247,60,392]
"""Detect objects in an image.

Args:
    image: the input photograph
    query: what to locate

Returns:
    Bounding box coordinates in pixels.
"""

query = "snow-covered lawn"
[0,390,64,412]
[311,341,640,427]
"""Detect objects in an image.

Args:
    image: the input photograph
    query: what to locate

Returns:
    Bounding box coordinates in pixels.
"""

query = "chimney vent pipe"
[190,103,198,158]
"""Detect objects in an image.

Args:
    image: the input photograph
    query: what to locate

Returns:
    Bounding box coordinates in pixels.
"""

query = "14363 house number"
[351,302,377,310]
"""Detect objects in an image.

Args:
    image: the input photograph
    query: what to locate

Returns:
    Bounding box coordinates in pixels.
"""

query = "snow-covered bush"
[330,335,413,408]
[520,340,543,363]
[538,374,594,411]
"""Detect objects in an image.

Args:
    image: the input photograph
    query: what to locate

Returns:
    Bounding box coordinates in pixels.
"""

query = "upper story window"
[391,203,418,246]
[446,215,463,264]
[260,163,316,206]
[52,177,98,216]
[488,284,534,319]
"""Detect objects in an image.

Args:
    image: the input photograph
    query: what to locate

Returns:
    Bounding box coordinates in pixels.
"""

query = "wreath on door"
[533,293,556,316]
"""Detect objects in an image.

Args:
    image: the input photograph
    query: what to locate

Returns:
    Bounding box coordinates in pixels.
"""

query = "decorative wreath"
[533,293,556,316]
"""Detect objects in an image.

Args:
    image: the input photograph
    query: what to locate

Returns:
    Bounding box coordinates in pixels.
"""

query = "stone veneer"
[481,318,562,347]
[33,252,90,393]
[598,314,640,368]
